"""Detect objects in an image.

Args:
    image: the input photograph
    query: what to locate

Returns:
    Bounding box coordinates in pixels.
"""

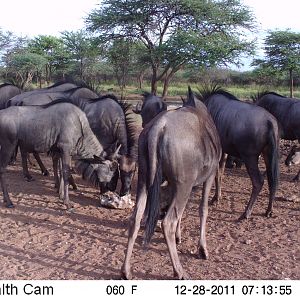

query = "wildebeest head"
[285,145,300,166]
[134,92,167,127]
[76,145,121,192]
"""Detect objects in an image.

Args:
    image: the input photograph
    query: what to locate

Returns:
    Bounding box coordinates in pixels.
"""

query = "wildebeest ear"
[142,91,151,101]
[93,151,107,162]
[132,101,142,114]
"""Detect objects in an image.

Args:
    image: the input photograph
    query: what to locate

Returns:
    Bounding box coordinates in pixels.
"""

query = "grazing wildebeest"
[63,87,138,207]
[254,91,300,181]
[133,92,167,127]
[197,86,279,220]
[5,81,79,176]
[0,83,22,109]
[0,99,119,209]
[121,88,221,280]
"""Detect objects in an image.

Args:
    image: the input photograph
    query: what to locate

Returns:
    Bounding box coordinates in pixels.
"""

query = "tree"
[86,0,256,97]
[5,51,47,88]
[253,30,300,97]
[28,35,68,83]
[61,30,100,81]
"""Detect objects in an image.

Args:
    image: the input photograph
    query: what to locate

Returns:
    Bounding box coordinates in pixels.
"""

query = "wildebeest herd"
[0,82,299,279]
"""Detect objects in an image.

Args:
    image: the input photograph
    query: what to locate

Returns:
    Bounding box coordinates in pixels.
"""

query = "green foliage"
[86,0,256,96]
[252,30,300,96]
[5,51,47,88]
[61,30,102,81]
[264,30,300,71]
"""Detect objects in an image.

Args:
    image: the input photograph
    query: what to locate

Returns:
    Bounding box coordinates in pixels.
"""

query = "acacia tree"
[86,0,256,97]
[5,52,47,88]
[28,35,69,83]
[61,30,100,81]
[253,30,300,97]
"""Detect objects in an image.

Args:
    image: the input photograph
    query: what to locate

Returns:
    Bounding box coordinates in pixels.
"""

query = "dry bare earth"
[0,143,299,280]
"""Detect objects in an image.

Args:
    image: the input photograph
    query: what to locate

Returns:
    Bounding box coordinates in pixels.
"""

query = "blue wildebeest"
[0,99,119,209]
[5,81,79,176]
[254,91,300,181]
[6,81,78,107]
[121,88,221,280]
[0,83,22,109]
[133,92,167,127]
[197,86,279,220]
[63,87,138,207]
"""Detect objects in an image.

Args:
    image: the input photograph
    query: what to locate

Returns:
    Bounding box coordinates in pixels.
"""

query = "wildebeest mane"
[40,98,71,108]
[0,83,15,88]
[197,85,239,102]
[251,91,286,103]
[46,79,82,89]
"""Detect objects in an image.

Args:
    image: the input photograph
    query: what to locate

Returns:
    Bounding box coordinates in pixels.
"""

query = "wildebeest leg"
[0,170,14,208]
[162,183,193,279]
[20,149,34,182]
[239,156,263,221]
[175,218,182,245]
[121,172,147,280]
[52,154,60,191]
[68,174,77,190]
[0,145,16,208]
[32,152,49,176]
[211,152,227,205]
[292,170,300,182]
[53,154,77,191]
[199,173,215,259]
[9,145,18,165]
[262,149,278,218]
[61,153,72,209]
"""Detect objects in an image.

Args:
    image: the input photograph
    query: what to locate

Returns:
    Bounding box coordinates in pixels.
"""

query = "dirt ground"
[0,142,299,280]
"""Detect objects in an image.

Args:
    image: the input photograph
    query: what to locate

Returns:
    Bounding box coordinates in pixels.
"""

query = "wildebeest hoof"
[5,203,14,208]
[237,213,249,222]
[42,170,49,176]
[25,176,35,182]
[209,196,219,206]
[175,271,190,280]
[176,236,182,245]
[120,268,132,280]
[265,210,273,218]
[71,184,78,190]
[198,247,209,260]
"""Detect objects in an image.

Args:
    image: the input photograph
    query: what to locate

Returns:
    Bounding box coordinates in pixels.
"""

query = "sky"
[0,0,100,37]
[1,0,300,38]
[0,0,300,70]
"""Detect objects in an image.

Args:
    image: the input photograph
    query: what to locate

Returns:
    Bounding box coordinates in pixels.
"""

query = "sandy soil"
[0,143,299,280]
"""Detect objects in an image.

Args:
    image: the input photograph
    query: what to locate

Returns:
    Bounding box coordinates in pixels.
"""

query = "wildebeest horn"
[110,144,122,160]
[185,86,196,108]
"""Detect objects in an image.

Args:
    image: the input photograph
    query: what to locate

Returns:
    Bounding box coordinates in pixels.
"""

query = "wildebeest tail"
[266,120,279,197]
[143,134,163,246]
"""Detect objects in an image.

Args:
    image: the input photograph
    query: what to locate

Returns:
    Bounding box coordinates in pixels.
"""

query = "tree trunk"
[162,76,171,100]
[138,71,145,89]
[151,67,158,95]
[289,68,294,98]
